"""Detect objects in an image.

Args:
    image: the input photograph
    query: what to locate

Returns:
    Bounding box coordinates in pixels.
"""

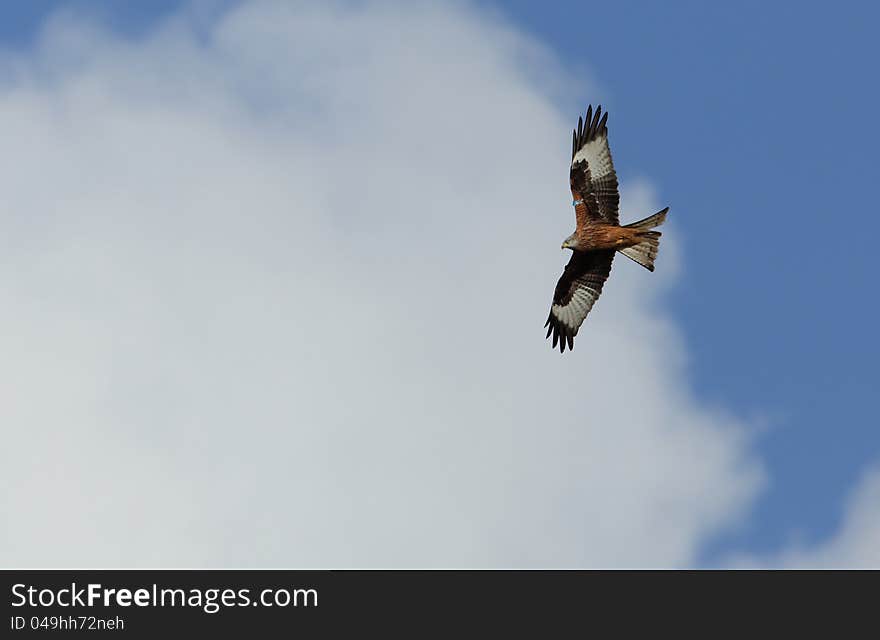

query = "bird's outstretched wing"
[570,105,620,227]
[545,250,614,352]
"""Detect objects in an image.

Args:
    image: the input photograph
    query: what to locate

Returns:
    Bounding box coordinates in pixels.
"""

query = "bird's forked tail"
[618,207,668,272]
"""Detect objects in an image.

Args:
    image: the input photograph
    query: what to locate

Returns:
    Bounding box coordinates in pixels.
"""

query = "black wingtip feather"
[573,104,611,151]
[545,313,580,354]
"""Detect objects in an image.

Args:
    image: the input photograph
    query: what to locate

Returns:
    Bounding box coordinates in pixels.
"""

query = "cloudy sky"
[0,0,877,568]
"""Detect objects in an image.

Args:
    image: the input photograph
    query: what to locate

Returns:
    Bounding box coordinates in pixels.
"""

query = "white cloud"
[729,466,880,568]
[0,0,764,567]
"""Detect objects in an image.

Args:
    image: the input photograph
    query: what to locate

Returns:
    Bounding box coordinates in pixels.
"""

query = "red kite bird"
[545,105,669,352]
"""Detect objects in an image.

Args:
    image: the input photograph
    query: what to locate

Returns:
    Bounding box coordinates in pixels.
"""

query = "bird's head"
[561,233,579,250]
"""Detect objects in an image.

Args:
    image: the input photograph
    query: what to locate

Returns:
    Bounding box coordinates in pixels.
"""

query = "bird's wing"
[545,250,614,352]
[570,105,620,227]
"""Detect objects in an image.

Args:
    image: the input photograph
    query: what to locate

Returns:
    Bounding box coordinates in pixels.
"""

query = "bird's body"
[570,219,644,251]
[545,105,669,353]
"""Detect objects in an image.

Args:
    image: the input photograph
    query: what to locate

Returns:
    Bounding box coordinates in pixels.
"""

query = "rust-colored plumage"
[574,220,643,250]
[545,105,669,353]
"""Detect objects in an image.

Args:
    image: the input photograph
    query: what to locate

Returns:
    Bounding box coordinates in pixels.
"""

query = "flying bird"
[545,105,669,353]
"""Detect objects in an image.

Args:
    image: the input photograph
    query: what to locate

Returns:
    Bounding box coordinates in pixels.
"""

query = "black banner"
[1,570,874,635]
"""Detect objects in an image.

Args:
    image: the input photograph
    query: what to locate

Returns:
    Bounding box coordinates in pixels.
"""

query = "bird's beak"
[561,242,567,249]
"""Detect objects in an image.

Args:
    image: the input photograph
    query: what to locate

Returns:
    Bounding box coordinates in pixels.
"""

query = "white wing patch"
[572,135,614,181]
[551,286,601,331]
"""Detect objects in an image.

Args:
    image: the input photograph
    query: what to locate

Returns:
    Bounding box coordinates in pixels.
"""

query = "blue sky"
[0,1,877,566]
[494,0,880,559]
